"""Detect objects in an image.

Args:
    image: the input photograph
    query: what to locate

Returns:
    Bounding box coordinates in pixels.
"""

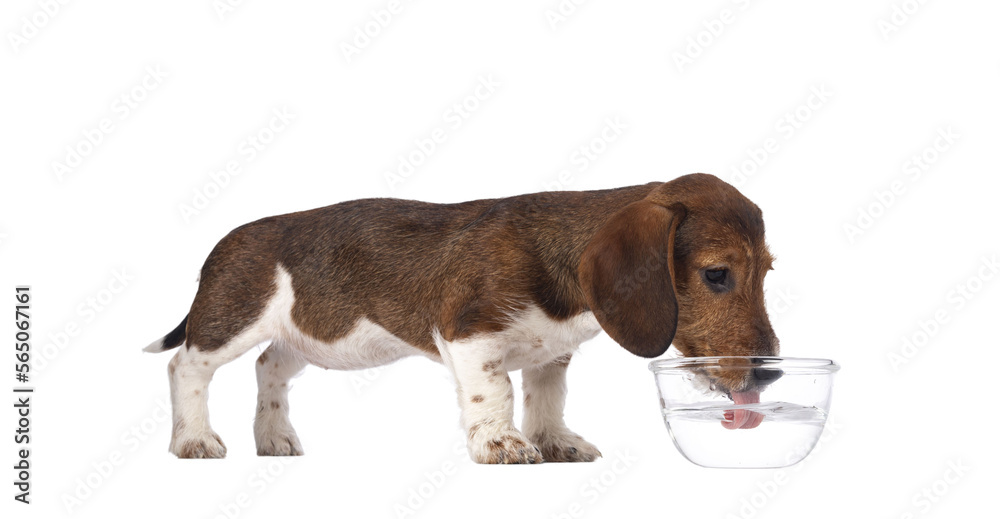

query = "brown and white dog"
[145,173,778,463]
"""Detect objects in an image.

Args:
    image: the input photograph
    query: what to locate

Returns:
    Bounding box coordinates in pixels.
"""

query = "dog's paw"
[256,431,304,456]
[468,426,544,464]
[171,430,227,459]
[529,430,602,462]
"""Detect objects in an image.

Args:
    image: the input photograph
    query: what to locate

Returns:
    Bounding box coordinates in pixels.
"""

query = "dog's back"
[154,184,658,355]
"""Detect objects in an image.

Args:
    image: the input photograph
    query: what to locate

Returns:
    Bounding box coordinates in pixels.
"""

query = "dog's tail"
[144,316,188,353]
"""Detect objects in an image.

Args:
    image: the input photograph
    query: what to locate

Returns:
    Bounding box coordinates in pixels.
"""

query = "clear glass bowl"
[649,356,840,468]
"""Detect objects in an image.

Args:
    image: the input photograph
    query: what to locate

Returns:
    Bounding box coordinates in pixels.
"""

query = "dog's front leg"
[437,337,543,464]
[522,355,602,462]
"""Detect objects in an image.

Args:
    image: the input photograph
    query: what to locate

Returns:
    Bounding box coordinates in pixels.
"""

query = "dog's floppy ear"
[578,200,686,358]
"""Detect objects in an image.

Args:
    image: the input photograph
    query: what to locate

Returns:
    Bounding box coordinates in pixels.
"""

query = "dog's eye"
[704,268,728,285]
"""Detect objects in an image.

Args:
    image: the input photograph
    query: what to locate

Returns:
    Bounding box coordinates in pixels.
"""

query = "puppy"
[145,173,778,463]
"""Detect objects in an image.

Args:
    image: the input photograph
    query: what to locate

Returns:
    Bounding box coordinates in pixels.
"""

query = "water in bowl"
[664,401,828,468]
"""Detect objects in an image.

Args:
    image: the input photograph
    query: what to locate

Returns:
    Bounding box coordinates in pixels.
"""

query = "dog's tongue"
[722,390,764,430]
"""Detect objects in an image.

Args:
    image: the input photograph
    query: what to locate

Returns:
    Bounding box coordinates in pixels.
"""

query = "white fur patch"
[267,266,434,370]
[143,337,164,353]
[495,306,601,371]
[269,266,601,372]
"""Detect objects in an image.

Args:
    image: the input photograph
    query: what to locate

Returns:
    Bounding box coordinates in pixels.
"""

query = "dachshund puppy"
[145,173,778,463]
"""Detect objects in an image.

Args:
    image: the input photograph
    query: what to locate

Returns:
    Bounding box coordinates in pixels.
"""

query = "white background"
[2,1,998,518]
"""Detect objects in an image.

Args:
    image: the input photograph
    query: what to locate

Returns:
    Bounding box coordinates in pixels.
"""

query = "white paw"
[528,429,602,462]
[255,429,303,456]
[170,429,227,459]
[468,424,543,464]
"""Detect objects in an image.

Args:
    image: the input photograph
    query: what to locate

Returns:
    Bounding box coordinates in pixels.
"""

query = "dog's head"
[579,173,778,394]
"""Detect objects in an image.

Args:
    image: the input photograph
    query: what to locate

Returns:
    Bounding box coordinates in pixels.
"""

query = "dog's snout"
[753,320,779,357]
[751,367,783,385]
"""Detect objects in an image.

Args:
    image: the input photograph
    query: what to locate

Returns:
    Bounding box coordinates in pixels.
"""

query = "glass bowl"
[649,356,840,468]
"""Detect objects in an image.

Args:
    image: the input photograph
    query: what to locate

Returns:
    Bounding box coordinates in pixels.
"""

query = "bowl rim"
[648,356,840,374]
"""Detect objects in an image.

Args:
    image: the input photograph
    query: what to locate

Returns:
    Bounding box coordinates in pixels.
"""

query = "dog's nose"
[751,367,783,385]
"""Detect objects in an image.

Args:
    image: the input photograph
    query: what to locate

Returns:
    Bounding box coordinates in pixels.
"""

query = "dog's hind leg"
[162,221,290,458]
[254,341,308,456]
[168,326,269,459]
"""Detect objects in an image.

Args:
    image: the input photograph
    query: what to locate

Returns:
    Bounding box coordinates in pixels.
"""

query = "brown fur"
[169,174,776,387]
